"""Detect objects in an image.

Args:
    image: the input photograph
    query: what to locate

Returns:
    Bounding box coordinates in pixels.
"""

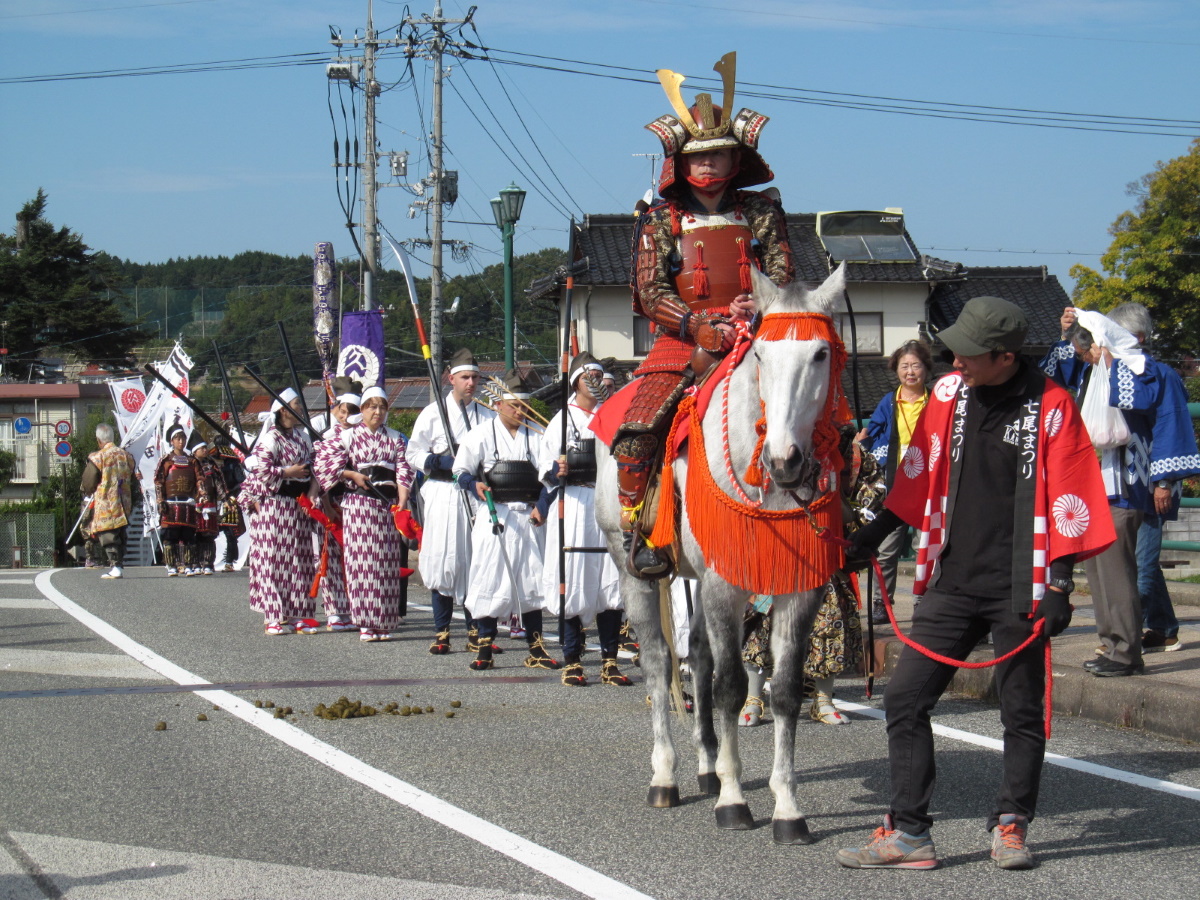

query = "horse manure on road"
[197,713,208,721]
[154,721,167,731]
[307,696,463,721]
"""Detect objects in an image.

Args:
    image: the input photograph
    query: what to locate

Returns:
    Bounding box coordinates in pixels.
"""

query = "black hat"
[166,423,187,442]
[568,351,603,387]
[498,368,533,400]
[939,296,1028,356]
[448,347,480,375]
[331,375,362,405]
[187,430,208,453]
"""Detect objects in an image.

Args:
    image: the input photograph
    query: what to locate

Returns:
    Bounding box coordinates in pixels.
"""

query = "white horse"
[596,263,847,844]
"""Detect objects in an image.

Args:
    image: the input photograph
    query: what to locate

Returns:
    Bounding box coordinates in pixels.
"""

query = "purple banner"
[337,310,385,388]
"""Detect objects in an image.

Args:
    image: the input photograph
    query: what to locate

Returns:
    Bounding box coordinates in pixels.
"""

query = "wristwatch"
[1154,480,1173,490]
[1047,577,1075,594]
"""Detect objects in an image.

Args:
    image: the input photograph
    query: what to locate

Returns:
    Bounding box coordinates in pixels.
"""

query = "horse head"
[748,263,847,500]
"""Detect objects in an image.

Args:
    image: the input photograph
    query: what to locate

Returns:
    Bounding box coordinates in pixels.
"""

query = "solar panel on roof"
[816,210,917,262]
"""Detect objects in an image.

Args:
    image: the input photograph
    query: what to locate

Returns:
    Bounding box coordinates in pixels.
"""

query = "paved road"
[2,568,1199,899]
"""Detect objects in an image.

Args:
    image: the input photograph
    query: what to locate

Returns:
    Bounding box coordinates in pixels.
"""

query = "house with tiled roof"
[529,209,1071,416]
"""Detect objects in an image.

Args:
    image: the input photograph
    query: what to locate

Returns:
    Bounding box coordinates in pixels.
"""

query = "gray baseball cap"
[939,296,1028,356]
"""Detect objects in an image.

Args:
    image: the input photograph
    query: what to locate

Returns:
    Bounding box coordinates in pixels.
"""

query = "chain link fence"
[0,510,56,569]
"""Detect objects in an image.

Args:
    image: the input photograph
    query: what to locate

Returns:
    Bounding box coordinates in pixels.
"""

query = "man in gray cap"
[838,296,1114,872]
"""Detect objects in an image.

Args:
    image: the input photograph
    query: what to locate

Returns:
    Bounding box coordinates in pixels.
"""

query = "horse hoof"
[773,818,815,845]
[647,786,681,808]
[697,772,721,795]
[715,803,754,830]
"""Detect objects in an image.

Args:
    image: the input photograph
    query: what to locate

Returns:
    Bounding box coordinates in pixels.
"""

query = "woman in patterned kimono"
[239,388,319,635]
[314,385,415,643]
[154,425,199,576]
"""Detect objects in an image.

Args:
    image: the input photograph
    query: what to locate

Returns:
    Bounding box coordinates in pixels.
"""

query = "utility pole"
[361,2,379,310]
[403,1,473,385]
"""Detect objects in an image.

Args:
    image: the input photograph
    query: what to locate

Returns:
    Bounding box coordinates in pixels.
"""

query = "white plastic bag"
[1080,358,1130,449]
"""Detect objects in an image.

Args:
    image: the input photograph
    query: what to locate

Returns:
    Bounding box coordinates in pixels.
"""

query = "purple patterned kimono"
[314,424,415,631]
[240,424,317,623]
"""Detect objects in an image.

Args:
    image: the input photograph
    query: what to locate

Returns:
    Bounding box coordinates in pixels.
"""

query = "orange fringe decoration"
[692,241,710,299]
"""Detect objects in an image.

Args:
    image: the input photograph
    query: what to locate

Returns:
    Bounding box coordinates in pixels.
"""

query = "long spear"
[557,256,576,646]
[386,236,473,522]
[242,366,323,444]
[276,322,307,413]
[210,340,247,449]
[142,365,249,455]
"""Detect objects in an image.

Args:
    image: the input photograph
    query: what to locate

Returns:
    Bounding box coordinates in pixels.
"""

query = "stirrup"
[561,662,587,687]
[601,658,632,686]
[809,692,849,725]
[740,696,766,727]
[524,633,561,670]
[429,631,452,655]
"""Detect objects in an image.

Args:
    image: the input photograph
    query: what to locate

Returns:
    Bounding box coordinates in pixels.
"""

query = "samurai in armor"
[155,424,200,576]
[189,433,229,576]
[617,51,794,578]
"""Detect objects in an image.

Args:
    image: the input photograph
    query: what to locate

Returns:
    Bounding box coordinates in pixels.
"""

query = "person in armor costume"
[617,51,794,578]
[239,388,320,635]
[539,352,632,687]
[80,423,137,579]
[407,347,495,654]
[454,370,559,671]
[189,435,228,576]
[155,424,200,576]
[310,375,362,632]
[314,386,415,643]
[214,436,247,571]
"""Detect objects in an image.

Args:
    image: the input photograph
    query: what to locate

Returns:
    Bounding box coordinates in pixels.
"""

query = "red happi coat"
[885,371,1114,613]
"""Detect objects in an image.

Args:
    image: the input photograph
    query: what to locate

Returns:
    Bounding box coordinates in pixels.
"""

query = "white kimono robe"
[538,398,621,623]
[453,417,545,619]
[405,396,493,599]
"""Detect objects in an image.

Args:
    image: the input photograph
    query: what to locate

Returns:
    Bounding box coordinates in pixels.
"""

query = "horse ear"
[750,265,783,314]
[806,263,847,317]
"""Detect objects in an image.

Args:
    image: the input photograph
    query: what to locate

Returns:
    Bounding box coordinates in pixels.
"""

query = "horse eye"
[815,348,828,362]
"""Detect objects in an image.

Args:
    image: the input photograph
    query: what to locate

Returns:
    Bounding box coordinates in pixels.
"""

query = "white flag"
[107,376,147,442]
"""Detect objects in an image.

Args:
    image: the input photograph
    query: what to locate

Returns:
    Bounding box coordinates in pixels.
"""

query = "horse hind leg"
[765,590,821,844]
[702,574,755,830]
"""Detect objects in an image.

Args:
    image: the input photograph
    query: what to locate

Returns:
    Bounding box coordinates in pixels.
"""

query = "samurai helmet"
[644,51,773,200]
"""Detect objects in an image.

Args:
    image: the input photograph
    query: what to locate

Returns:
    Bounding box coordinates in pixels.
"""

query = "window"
[835,312,883,356]
[633,317,654,357]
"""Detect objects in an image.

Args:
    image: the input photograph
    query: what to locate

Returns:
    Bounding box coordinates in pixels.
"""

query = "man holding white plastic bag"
[1040,304,1160,676]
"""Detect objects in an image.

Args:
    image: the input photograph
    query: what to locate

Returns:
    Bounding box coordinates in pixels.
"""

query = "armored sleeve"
[741,192,794,287]
[632,207,695,336]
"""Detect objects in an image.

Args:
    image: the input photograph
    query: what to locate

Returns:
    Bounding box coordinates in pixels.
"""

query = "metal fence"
[0,510,56,569]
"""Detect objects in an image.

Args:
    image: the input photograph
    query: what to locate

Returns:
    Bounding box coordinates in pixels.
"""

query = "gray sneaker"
[836,815,938,869]
[991,814,1035,870]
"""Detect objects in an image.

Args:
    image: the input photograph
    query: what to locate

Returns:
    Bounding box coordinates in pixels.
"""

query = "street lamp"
[491,182,526,370]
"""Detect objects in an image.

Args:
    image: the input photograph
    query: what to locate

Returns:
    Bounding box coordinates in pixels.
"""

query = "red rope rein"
[818,531,1056,738]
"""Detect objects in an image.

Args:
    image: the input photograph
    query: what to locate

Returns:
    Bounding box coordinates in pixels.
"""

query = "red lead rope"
[817,530,1055,739]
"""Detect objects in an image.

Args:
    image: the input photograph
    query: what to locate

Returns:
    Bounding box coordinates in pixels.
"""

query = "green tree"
[0,190,147,367]
[1070,138,1200,359]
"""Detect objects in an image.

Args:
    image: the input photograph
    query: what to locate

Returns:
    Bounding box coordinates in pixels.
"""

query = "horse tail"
[658,580,688,719]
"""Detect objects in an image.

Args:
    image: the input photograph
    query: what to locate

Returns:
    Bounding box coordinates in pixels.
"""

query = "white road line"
[35,571,655,900]
[0,579,37,585]
[0,647,168,680]
[835,699,1200,802]
[0,597,56,609]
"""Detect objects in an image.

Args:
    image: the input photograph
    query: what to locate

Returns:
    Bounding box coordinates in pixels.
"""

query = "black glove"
[846,508,902,564]
[1034,588,1073,638]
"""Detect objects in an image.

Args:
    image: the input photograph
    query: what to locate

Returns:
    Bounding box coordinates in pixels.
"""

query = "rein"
[818,529,1056,739]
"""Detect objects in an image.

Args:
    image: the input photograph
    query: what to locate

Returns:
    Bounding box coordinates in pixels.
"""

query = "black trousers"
[562,609,623,662]
[884,586,1046,835]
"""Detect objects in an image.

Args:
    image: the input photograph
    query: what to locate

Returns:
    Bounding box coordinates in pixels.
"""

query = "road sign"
[14,416,31,434]
[55,420,72,437]
[54,440,72,459]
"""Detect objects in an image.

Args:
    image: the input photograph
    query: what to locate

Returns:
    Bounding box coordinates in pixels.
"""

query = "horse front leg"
[701,573,755,830]
[623,572,680,807]
[765,589,822,844]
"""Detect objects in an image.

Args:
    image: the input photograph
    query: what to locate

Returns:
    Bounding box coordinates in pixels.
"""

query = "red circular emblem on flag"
[121,388,146,413]
[179,377,189,395]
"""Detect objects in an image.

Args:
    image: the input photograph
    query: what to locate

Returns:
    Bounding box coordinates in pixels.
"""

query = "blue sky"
[2,0,1198,295]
